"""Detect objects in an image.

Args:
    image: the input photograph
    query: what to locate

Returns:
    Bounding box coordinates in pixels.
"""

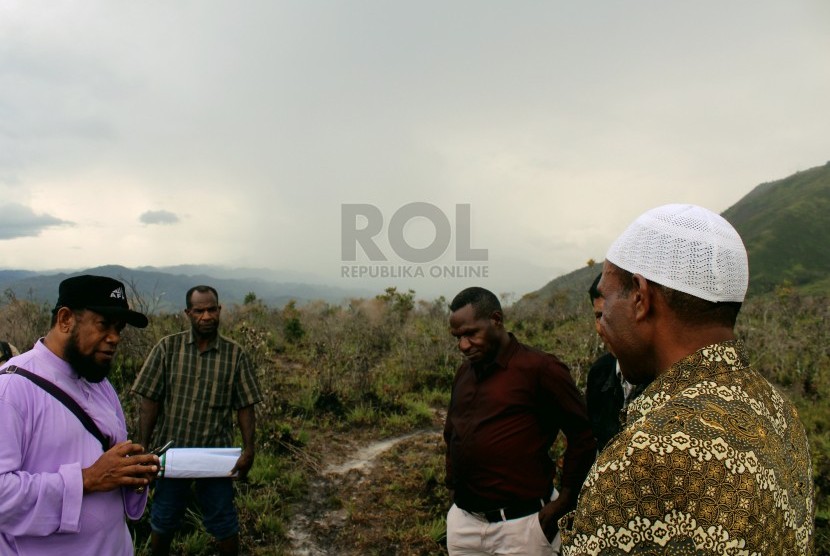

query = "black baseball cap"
[54,275,149,328]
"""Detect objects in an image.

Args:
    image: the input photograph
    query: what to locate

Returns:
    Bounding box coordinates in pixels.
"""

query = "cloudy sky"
[1,1,828,300]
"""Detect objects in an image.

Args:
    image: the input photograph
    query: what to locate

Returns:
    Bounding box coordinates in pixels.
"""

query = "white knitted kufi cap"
[606,204,749,303]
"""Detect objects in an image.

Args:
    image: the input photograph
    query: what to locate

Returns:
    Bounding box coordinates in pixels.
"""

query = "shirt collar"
[34,338,80,381]
[627,339,748,422]
[186,330,219,352]
[474,332,519,379]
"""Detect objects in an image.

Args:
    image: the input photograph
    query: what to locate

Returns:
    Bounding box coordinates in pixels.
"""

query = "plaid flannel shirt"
[132,330,262,447]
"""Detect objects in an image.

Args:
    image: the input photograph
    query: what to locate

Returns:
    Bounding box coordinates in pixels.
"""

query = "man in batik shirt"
[560,204,814,555]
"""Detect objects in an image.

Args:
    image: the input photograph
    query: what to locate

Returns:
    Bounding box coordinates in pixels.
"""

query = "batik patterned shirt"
[132,331,262,448]
[560,340,814,555]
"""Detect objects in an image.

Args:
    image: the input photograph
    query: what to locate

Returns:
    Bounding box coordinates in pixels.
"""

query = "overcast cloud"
[0,203,71,240]
[1,1,828,299]
[140,210,180,226]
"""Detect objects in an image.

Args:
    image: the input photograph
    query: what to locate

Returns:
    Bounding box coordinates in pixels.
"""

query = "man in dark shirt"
[585,273,647,451]
[444,287,596,556]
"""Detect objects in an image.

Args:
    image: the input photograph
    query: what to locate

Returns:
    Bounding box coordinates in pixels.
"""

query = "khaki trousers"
[446,497,561,556]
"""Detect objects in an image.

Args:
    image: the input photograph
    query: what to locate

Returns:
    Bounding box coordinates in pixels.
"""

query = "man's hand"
[234,404,257,481]
[538,487,574,543]
[538,500,562,543]
[230,448,254,481]
[82,440,159,493]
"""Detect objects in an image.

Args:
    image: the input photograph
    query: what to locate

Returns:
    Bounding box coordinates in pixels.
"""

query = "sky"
[1,1,829,301]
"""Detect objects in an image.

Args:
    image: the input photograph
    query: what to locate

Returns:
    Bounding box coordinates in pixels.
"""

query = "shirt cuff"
[57,462,83,533]
[123,486,149,520]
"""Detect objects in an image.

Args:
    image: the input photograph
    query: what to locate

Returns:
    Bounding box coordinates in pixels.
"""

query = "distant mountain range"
[518,160,830,309]
[0,264,374,312]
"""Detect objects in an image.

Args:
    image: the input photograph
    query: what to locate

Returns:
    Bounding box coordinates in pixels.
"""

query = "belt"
[462,497,547,523]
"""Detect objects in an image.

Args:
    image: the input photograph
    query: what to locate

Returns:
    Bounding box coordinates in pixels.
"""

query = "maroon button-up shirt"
[444,334,596,510]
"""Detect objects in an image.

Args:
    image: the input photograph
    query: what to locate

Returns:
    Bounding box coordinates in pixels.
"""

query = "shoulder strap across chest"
[1,365,111,452]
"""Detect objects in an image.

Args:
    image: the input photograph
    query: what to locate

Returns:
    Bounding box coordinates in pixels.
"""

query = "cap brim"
[87,306,149,328]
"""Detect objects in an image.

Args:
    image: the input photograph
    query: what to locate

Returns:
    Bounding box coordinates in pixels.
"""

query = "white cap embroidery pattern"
[606,204,749,303]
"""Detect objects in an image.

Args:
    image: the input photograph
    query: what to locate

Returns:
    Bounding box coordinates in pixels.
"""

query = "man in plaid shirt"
[132,285,262,556]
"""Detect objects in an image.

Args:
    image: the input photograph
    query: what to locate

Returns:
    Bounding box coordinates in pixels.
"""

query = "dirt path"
[286,429,440,555]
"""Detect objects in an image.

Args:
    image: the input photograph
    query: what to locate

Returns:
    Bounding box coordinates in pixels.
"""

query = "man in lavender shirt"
[0,275,160,555]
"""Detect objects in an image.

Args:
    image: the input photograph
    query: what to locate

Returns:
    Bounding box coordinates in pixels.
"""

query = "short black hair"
[657,285,742,328]
[186,285,219,309]
[0,341,12,363]
[613,265,742,328]
[449,287,501,319]
[588,273,602,302]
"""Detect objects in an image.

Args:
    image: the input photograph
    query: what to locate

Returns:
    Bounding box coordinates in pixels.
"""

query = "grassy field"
[0,284,827,554]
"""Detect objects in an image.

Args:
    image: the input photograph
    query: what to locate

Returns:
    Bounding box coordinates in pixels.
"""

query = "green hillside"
[515,264,600,314]
[722,161,830,296]
[520,160,830,308]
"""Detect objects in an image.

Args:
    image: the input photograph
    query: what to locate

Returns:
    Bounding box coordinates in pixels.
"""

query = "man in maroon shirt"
[444,287,596,556]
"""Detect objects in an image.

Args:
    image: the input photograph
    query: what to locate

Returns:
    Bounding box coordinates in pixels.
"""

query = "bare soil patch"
[287,415,449,555]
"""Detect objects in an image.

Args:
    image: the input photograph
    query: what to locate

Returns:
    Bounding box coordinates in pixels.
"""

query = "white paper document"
[158,447,241,478]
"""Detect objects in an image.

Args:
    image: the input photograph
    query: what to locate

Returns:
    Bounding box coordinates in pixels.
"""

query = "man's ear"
[55,307,78,333]
[490,310,504,328]
[631,274,653,322]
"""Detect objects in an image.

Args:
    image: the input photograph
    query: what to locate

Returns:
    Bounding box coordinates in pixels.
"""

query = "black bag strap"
[2,365,111,452]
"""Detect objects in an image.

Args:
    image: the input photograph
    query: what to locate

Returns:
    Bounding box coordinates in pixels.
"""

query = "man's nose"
[458,337,471,352]
[105,327,122,344]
